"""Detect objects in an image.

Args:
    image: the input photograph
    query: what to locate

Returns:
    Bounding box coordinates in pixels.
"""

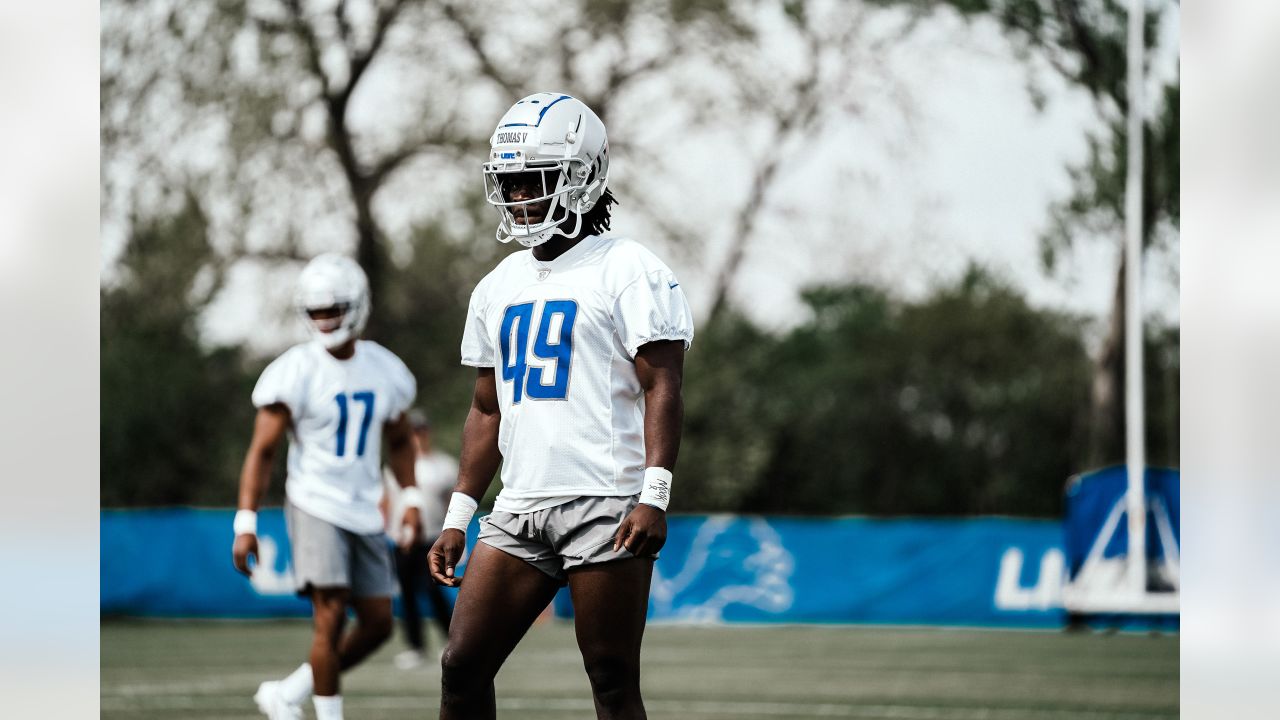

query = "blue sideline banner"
[633,516,1065,627]
[1063,466,1181,581]
[102,509,1070,627]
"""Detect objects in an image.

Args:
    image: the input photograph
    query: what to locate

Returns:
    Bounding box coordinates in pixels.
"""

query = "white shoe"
[254,680,303,720]
[393,649,424,670]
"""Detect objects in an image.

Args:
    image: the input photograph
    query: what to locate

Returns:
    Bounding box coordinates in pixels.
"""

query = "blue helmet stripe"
[536,95,573,124]
[498,95,573,131]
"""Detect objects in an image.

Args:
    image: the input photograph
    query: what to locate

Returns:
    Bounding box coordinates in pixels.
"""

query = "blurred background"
[101,0,1179,514]
[98,0,1181,717]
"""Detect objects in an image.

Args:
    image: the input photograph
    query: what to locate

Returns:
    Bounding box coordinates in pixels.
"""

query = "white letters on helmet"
[482,92,610,248]
[294,253,371,349]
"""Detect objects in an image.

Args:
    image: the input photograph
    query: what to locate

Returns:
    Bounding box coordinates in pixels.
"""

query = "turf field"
[101,619,1177,719]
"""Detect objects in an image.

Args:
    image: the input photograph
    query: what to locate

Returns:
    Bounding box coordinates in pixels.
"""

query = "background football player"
[429,92,694,720]
[232,253,422,720]
[381,408,457,669]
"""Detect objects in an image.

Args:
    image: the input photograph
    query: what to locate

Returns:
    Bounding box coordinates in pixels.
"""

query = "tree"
[101,198,261,506]
[679,266,1098,516]
[871,0,1181,466]
[102,0,752,338]
[104,0,946,347]
[103,0,474,338]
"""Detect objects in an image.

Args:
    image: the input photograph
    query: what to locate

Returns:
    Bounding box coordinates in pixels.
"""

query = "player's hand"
[232,533,258,577]
[429,528,466,587]
[398,507,423,551]
[613,503,667,557]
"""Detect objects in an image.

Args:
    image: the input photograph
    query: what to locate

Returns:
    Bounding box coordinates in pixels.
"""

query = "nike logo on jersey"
[669,282,679,289]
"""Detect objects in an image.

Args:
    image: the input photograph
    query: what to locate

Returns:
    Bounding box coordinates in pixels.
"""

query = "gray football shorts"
[285,501,395,598]
[477,494,657,584]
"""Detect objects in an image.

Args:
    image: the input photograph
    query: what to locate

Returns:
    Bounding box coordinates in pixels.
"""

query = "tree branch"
[334,0,353,48]
[707,24,826,323]
[343,0,412,107]
[441,1,523,98]
[281,0,333,98]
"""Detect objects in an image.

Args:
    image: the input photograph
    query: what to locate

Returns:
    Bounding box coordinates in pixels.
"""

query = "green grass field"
[101,620,1177,719]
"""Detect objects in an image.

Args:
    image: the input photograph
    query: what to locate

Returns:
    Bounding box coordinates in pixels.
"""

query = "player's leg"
[339,594,394,670]
[333,529,396,673]
[256,502,351,719]
[439,542,561,720]
[395,544,425,657]
[308,587,350,696]
[567,558,654,720]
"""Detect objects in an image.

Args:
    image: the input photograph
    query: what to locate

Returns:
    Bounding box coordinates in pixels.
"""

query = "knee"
[311,603,346,645]
[583,654,639,701]
[439,646,472,682]
[364,608,394,644]
[440,645,489,696]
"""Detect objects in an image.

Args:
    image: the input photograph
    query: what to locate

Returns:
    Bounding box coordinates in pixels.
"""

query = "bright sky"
[662,8,1180,339]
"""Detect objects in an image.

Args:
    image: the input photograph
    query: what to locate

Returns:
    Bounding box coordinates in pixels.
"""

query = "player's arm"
[385,412,422,550]
[614,339,685,556]
[429,367,502,587]
[232,404,291,577]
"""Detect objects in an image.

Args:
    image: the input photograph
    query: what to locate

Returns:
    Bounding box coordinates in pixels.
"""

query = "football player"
[429,92,694,719]
[232,254,422,720]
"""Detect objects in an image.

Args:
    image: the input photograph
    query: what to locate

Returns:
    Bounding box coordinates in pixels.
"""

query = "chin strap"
[500,207,585,248]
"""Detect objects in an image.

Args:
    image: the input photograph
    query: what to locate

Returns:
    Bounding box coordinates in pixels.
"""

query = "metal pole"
[1124,0,1147,600]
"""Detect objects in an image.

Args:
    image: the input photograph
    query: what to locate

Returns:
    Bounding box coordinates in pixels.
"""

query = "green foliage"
[101,198,259,506]
[680,267,1097,516]
[101,202,1177,515]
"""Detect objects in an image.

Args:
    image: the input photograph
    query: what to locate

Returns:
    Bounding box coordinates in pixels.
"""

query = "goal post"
[1061,0,1179,618]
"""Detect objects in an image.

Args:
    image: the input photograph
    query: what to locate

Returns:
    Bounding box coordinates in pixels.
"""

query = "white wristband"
[639,467,673,511]
[233,509,258,536]
[400,485,426,510]
[441,492,478,533]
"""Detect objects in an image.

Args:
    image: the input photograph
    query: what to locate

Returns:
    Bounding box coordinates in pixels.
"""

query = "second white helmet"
[482,92,610,248]
[294,253,370,349]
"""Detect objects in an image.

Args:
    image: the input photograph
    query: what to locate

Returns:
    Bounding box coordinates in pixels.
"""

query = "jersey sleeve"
[251,349,308,415]
[612,266,696,359]
[460,285,496,367]
[384,353,417,420]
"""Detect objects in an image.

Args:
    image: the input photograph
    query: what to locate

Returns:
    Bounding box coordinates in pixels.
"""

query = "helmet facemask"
[483,157,595,248]
[300,304,345,347]
[299,300,365,350]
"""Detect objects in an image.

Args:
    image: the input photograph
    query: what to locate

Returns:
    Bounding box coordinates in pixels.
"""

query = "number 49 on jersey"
[500,299,578,403]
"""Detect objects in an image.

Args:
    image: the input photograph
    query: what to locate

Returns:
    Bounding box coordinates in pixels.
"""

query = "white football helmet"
[294,253,370,349]
[482,92,610,247]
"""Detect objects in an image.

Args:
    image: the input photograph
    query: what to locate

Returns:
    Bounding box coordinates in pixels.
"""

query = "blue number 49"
[500,300,577,403]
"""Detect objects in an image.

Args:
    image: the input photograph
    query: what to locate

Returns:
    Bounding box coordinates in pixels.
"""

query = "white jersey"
[253,340,417,534]
[461,234,694,513]
[384,451,458,539]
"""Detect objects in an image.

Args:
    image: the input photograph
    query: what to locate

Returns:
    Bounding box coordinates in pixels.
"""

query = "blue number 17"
[334,390,375,456]
[500,300,577,403]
